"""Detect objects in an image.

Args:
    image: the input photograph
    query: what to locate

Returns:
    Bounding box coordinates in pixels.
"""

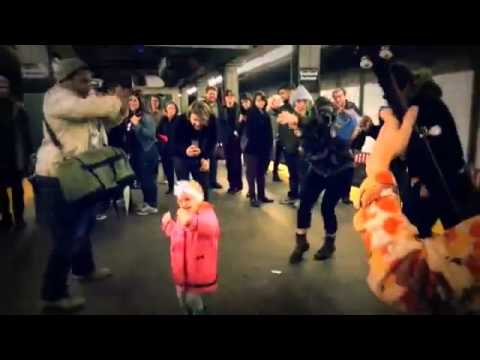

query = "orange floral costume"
[354,107,480,313]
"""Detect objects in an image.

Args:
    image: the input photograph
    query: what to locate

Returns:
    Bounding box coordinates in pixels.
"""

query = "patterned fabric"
[354,152,370,165]
[354,170,480,313]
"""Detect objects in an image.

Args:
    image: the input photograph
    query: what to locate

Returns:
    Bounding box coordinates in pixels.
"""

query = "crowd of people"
[1,56,479,315]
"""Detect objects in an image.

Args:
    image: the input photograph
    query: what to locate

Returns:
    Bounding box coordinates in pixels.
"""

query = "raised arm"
[45,88,123,123]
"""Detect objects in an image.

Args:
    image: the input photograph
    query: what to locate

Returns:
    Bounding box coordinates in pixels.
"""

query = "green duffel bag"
[43,119,135,207]
[56,146,135,206]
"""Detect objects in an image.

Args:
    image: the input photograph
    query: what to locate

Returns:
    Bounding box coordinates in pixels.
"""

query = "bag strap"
[42,118,64,152]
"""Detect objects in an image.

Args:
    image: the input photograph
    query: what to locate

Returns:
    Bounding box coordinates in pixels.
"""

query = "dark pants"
[244,154,269,200]
[155,143,162,177]
[297,167,354,235]
[273,139,283,176]
[390,159,415,220]
[33,176,96,301]
[225,138,243,190]
[134,146,159,207]
[161,152,175,191]
[0,175,24,223]
[209,155,218,186]
[96,200,110,215]
[284,152,300,199]
[173,157,210,201]
[409,172,473,237]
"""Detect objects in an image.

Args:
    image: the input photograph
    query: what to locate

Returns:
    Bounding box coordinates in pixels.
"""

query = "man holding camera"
[332,88,362,205]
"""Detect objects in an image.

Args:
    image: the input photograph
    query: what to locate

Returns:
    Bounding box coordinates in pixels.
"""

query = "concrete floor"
[0,163,398,315]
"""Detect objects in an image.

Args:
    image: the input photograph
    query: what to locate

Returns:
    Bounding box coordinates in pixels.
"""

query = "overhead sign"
[300,68,319,82]
[21,63,49,79]
[299,68,319,92]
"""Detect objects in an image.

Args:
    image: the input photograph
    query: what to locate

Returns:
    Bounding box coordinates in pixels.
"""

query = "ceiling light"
[186,87,198,96]
[208,75,223,87]
[237,45,293,75]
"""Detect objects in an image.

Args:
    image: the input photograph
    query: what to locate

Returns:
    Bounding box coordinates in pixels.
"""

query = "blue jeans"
[33,176,97,301]
[297,167,354,234]
[209,155,218,185]
[133,146,159,207]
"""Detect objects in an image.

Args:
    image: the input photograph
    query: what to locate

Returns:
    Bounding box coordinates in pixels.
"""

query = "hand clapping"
[130,114,141,126]
[186,145,201,157]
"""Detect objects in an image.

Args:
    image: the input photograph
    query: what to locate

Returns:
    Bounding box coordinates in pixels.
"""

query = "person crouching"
[161,180,220,315]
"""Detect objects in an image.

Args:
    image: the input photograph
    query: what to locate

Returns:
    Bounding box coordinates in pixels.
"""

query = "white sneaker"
[136,204,159,216]
[279,197,296,206]
[43,296,86,312]
[73,267,113,282]
[96,214,107,221]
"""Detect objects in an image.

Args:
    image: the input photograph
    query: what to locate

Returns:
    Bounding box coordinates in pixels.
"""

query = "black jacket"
[0,101,33,181]
[300,109,354,177]
[243,107,273,157]
[171,114,217,161]
[108,120,128,153]
[218,104,240,144]
[351,122,382,151]
[406,94,465,185]
[345,100,362,116]
[276,103,299,154]
[156,115,177,156]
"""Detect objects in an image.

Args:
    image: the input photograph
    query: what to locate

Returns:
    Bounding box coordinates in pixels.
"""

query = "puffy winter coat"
[162,202,220,293]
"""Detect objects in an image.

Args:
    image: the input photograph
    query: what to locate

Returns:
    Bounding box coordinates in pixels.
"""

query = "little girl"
[161,180,220,315]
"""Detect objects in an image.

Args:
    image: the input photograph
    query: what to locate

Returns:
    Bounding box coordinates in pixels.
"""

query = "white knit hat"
[174,180,204,203]
[54,57,89,82]
[290,85,313,106]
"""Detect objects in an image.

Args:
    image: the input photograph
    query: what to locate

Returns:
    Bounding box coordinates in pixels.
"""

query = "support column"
[223,64,239,99]
[297,45,321,96]
[180,87,189,114]
[15,45,51,150]
[197,78,209,100]
[469,56,480,167]
[359,70,365,115]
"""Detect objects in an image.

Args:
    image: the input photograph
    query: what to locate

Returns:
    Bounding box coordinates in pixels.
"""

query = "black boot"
[289,233,310,264]
[14,216,27,230]
[250,197,260,208]
[259,196,274,203]
[0,213,13,231]
[314,235,336,261]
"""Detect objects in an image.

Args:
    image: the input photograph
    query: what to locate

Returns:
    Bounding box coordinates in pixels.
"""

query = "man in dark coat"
[0,75,33,230]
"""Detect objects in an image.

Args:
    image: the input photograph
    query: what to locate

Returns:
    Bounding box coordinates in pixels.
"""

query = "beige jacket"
[35,85,123,177]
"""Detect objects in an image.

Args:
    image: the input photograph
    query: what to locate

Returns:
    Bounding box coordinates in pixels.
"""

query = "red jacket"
[162,202,220,293]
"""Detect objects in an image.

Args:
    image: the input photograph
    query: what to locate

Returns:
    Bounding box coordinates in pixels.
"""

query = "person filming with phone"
[171,101,217,201]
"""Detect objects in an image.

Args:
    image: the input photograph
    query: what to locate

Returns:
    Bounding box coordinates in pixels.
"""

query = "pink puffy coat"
[162,202,220,293]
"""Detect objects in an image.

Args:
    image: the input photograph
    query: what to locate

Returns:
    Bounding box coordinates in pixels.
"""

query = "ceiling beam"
[146,45,252,50]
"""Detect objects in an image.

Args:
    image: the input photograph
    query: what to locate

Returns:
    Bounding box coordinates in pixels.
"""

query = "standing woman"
[0,75,33,230]
[157,101,179,194]
[283,97,357,264]
[243,92,274,208]
[126,93,159,216]
[149,95,163,128]
[150,95,164,183]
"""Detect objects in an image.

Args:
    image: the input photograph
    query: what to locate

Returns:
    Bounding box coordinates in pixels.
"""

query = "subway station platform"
[0,164,398,315]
